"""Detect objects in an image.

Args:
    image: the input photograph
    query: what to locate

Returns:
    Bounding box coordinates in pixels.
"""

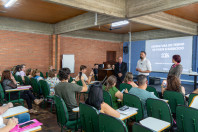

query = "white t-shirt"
[136,58,152,76]
[15,72,20,76]
[82,73,88,81]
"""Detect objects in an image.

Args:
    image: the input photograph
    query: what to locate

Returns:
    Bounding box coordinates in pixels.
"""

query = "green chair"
[99,113,128,132]
[176,105,198,132]
[119,83,132,92]
[46,72,48,78]
[76,80,83,86]
[0,84,24,105]
[54,95,80,132]
[79,103,99,132]
[69,76,73,83]
[39,80,54,112]
[17,76,24,85]
[123,93,144,122]
[30,78,41,97]
[146,86,159,97]
[14,74,18,81]
[163,91,185,114]
[146,98,173,129]
[103,90,113,107]
[40,72,44,78]
[132,123,153,132]
[24,76,31,85]
[188,93,198,106]
[76,80,87,102]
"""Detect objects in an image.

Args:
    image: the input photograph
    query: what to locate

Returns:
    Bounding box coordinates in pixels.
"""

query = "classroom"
[0,0,198,132]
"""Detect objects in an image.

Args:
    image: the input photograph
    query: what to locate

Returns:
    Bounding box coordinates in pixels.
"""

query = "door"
[106,51,116,62]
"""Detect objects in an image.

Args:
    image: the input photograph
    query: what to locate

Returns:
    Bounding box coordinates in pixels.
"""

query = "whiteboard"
[62,54,75,73]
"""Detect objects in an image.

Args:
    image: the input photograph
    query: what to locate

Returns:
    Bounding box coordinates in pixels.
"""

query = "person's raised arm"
[87,70,94,84]
[80,77,88,92]
[11,74,17,85]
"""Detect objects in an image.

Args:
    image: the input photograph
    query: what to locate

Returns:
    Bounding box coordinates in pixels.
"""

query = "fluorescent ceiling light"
[111,20,129,27]
[4,0,17,8]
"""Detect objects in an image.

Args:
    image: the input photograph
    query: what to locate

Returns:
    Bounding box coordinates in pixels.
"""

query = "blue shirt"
[34,76,43,82]
[129,87,159,117]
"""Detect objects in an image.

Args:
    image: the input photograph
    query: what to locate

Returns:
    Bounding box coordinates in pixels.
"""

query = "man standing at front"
[114,57,127,88]
[136,51,152,81]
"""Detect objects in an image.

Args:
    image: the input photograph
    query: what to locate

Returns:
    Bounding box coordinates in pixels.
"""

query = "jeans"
[21,90,36,109]
[14,113,30,123]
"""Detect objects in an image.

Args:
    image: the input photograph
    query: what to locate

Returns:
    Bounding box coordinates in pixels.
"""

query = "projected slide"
[146,36,193,73]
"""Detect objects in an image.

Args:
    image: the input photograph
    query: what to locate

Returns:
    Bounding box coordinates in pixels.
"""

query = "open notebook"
[2,106,29,118]
[189,95,198,109]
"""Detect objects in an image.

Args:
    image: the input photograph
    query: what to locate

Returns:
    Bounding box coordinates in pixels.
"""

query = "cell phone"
[119,106,129,111]
[19,121,35,128]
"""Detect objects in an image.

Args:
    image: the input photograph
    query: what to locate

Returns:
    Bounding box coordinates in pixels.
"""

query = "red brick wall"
[0,30,51,73]
[0,30,123,76]
[60,36,123,76]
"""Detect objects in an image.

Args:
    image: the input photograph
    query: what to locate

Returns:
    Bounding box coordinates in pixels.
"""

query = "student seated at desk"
[93,64,98,81]
[10,66,16,75]
[107,64,112,69]
[78,65,94,84]
[32,69,44,82]
[103,75,128,109]
[55,68,88,121]
[26,68,33,79]
[14,65,21,76]
[161,75,185,95]
[46,69,60,96]
[0,102,30,132]
[129,75,158,117]
[86,82,120,118]
[15,64,26,82]
[123,72,138,88]
[1,70,43,113]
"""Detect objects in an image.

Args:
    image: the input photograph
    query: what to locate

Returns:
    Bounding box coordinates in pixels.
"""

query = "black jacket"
[114,62,127,80]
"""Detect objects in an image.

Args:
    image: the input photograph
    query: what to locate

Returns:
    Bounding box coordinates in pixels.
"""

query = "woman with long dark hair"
[85,82,120,118]
[1,70,43,113]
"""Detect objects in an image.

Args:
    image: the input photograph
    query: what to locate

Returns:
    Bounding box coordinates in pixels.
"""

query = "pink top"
[19,71,26,77]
